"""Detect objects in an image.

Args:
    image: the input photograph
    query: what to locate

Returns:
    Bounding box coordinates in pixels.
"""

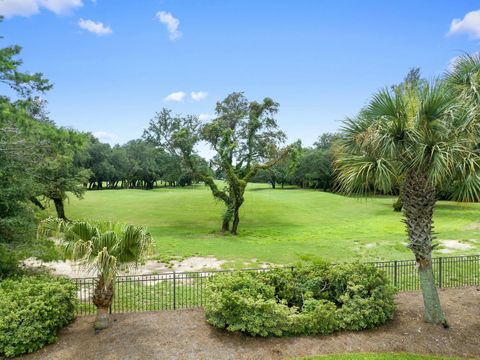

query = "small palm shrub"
[38,217,152,330]
[205,263,395,337]
[0,275,77,358]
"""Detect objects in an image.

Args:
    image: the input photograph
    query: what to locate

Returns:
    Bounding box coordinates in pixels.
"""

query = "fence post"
[477,255,480,287]
[173,271,176,310]
[438,257,443,288]
[393,260,398,288]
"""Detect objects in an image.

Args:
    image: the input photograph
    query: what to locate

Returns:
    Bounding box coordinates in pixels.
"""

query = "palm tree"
[335,75,480,327]
[39,218,152,330]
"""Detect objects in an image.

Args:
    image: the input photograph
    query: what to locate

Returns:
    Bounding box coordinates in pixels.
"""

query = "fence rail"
[73,254,480,316]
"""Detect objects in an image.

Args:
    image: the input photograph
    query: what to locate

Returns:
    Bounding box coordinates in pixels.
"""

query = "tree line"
[85,137,208,190]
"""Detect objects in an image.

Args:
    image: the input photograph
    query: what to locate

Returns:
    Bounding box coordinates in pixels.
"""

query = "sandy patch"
[169,256,226,272]
[437,240,473,254]
[23,256,227,278]
[466,222,480,230]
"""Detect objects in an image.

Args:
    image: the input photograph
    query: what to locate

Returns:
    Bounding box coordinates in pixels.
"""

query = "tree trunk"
[95,306,110,332]
[418,258,448,326]
[92,276,114,331]
[271,181,276,189]
[221,219,230,233]
[231,208,240,235]
[402,171,448,327]
[30,196,45,210]
[52,197,68,220]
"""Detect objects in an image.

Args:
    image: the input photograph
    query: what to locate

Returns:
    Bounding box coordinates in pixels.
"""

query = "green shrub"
[0,275,77,357]
[289,299,338,335]
[204,271,293,336]
[205,263,395,337]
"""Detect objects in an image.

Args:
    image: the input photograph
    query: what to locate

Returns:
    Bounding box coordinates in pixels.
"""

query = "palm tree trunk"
[418,257,448,325]
[93,276,114,331]
[402,171,448,327]
[95,306,110,331]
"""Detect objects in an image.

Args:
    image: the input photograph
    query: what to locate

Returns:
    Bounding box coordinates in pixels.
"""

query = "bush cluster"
[0,275,78,357]
[205,262,396,337]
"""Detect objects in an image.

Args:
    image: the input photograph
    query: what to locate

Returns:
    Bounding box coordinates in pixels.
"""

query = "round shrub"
[0,275,77,358]
[205,263,395,337]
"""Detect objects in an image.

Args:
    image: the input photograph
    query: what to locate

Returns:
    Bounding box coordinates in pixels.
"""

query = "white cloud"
[448,9,480,39]
[198,113,212,121]
[78,18,112,35]
[164,91,186,102]
[0,0,83,18]
[191,91,208,101]
[156,11,182,40]
[93,131,118,142]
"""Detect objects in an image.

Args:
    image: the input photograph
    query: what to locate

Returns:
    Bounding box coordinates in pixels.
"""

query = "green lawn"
[294,354,464,360]
[63,183,480,266]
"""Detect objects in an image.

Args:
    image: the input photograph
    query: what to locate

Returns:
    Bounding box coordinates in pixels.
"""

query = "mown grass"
[63,183,480,265]
[294,353,465,360]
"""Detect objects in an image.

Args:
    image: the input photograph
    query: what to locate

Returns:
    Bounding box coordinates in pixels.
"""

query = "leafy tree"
[335,73,480,327]
[85,137,114,189]
[255,156,291,189]
[109,144,130,188]
[38,218,152,330]
[123,139,160,189]
[292,148,334,190]
[313,132,339,150]
[144,93,289,234]
[0,103,39,244]
[0,21,51,246]
[31,126,91,220]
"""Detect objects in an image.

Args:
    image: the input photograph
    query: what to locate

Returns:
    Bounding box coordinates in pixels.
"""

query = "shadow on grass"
[247,186,305,192]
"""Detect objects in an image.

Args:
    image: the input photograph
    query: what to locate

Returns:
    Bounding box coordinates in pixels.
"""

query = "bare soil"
[22,256,227,278]
[22,287,480,360]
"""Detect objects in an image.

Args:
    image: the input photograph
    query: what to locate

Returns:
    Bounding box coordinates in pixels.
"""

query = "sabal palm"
[39,218,152,330]
[335,77,480,326]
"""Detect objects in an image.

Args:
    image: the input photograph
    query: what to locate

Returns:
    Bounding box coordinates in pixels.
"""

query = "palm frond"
[449,152,480,202]
[37,218,152,278]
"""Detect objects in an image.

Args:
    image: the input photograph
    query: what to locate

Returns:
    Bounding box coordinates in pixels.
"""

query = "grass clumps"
[205,262,395,337]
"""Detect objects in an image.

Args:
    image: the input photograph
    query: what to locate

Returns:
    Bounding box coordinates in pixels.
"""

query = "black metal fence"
[73,254,480,316]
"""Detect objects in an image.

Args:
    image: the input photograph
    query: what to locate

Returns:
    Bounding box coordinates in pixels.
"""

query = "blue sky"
[2,1,480,155]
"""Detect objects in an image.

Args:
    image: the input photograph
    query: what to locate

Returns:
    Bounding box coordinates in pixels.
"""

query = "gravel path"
[23,287,480,360]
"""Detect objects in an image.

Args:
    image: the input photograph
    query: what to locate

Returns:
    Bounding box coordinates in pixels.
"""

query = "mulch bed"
[22,287,480,360]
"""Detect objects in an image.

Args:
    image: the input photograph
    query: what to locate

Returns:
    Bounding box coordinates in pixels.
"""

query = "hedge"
[205,262,396,336]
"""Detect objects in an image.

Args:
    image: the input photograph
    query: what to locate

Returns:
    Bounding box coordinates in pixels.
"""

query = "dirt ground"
[22,287,480,360]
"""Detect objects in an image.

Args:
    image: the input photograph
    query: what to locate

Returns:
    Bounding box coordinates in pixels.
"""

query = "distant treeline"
[84,138,209,190]
[84,134,337,192]
[252,133,337,191]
